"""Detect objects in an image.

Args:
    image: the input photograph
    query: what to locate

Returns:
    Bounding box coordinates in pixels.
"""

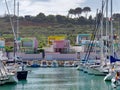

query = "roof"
[78,34,91,36]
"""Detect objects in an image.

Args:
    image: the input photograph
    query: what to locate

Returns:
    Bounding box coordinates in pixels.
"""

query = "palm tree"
[113,13,120,21]
[68,9,75,18]
[75,7,82,18]
[83,7,91,18]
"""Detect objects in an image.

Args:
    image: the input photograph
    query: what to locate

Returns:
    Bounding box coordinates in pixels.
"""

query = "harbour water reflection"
[0,67,120,90]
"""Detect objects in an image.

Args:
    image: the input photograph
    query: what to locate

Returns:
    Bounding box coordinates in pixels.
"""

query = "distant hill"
[0,12,119,47]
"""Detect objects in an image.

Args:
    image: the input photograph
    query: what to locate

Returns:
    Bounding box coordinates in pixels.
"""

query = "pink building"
[53,40,70,53]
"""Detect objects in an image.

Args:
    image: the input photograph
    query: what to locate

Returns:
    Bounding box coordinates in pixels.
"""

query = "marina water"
[0,67,120,90]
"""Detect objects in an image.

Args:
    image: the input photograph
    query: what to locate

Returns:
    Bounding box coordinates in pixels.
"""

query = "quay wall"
[5,52,79,61]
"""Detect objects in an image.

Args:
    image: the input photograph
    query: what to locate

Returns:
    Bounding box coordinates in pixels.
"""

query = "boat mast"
[106,0,109,36]
[94,9,98,55]
[13,0,16,62]
[106,0,109,48]
[5,0,18,62]
[17,1,19,40]
[105,0,109,64]
[110,0,114,56]
[4,0,17,40]
[100,0,105,66]
[16,1,20,52]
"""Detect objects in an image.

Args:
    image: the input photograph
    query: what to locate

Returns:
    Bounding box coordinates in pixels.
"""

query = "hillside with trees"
[0,7,120,47]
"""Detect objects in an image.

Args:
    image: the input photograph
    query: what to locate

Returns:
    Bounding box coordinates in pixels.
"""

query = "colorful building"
[53,40,70,53]
[48,36,66,45]
[20,37,38,53]
[0,38,5,51]
[76,34,91,45]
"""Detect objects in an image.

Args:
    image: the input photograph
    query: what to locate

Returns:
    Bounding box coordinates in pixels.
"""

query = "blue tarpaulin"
[110,55,120,63]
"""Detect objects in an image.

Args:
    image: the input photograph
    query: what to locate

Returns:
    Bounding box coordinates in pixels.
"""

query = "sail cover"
[110,55,120,63]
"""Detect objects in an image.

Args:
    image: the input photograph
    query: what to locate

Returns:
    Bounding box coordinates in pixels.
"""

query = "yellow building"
[48,36,66,45]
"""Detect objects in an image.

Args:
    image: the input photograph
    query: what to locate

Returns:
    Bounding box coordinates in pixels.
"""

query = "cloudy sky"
[0,0,120,17]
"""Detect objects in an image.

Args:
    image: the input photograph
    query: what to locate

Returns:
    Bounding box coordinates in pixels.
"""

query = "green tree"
[24,15,32,21]
[75,7,82,18]
[83,7,91,18]
[34,13,46,22]
[113,13,120,21]
[46,15,56,23]
[56,15,68,24]
[68,9,75,18]
[5,46,13,58]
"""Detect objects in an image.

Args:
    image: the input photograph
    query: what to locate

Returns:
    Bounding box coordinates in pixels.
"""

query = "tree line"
[68,7,91,18]
[1,7,120,27]
[2,7,94,25]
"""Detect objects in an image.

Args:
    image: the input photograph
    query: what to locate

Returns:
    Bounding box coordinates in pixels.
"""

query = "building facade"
[20,37,38,53]
[53,40,70,53]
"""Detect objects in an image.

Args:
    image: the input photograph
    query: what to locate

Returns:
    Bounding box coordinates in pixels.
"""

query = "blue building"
[76,34,91,45]
[0,38,5,51]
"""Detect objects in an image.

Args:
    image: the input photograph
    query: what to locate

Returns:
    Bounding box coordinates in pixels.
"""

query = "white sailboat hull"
[111,78,120,88]
[7,73,18,83]
[76,64,85,71]
[104,72,116,81]
[88,65,108,76]
[83,66,88,73]
[0,73,18,85]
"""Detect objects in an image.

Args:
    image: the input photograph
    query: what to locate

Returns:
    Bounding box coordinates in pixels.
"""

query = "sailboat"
[87,0,110,76]
[4,0,28,80]
[16,56,28,80]
[104,58,120,81]
[77,0,110,76]
[15,1,28,80]
[104,1,120,85]
[0,51,18,85]
[104,0,118,81]
[111,71,120,88]
[76,4,101,73]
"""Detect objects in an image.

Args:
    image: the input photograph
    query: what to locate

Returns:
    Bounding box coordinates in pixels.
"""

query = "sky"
[0,0,120,17]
